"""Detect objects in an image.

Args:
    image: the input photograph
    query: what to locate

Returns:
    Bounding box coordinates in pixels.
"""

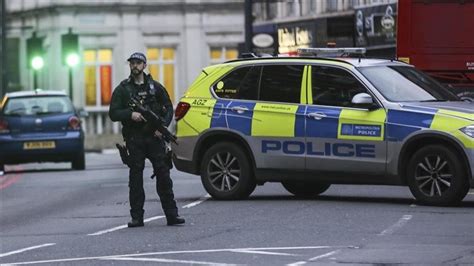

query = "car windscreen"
[359,66,460,102]
[2,95,74,116]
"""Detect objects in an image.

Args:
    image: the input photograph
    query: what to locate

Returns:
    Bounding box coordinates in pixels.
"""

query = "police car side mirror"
[351,93,378,110]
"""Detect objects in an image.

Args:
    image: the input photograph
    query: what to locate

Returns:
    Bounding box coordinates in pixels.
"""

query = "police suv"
[172,48,474,206]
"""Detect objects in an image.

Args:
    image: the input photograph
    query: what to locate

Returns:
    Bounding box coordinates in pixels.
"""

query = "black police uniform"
[109,73,183,226]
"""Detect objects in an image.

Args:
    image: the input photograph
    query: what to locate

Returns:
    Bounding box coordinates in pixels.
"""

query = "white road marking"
[88,193,210,236]
[468,192,474,195]
[0,243,56,258]
[101,149,118,154]
[87,215,165,236]
[410,204,417,207]
[308,250,340,261]
[182,194,211,208]
[230,249,296,256]
[287,250,340,265]
[378,214,412,236]
[6,246,357,265]
[100,256,235,265]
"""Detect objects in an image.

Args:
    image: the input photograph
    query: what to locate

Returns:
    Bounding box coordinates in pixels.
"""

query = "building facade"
[250,0,397,57]
[5,0,244,145]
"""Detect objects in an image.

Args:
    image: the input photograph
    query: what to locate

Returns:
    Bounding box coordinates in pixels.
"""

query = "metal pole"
[68,67,73,102]
[244,0,253,53]
[33,71,37,90]
[1,0,7,96]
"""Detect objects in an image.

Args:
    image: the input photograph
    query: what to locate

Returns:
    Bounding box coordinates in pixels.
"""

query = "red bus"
[397,0,474,101]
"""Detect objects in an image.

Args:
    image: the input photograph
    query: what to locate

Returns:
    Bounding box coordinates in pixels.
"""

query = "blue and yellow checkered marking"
[295,105,306,137]
[305,106,341,138]
[386,110,435,141]
[207,100,472,149]
[210,99,256,135]
[210,102,387,141]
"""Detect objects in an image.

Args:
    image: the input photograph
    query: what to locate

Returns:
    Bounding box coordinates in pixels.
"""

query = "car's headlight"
[460,125,474,138]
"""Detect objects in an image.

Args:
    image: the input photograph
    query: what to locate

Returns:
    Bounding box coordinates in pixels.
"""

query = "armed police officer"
[109,52,185,227]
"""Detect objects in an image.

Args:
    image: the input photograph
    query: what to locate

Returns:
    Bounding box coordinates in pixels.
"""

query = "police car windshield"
[359,66,459,102]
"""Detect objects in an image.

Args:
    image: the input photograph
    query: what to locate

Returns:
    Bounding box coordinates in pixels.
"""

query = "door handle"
[231,106,249,114]
[307,112,327,120]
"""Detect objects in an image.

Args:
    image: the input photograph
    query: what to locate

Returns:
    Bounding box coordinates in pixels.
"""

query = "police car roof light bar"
[240,53,258,58]
[297,48,366,57]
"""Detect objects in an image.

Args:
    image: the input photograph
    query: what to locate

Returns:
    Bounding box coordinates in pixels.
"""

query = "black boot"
[166,215,185,226]
[127,218,144,228]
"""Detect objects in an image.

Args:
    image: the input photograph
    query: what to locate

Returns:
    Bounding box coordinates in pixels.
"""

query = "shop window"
[210,47,238,65]
[146,48,176,102]
[84,49,112,106]
[327,16,354,38]
[327,0,338,11]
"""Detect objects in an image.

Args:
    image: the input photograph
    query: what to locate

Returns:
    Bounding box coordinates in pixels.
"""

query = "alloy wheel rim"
[415,155,452,197]
[207,152,240,192]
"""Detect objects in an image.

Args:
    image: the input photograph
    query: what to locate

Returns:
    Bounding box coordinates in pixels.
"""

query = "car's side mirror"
[351,93,378,110]
[77,108,89,118]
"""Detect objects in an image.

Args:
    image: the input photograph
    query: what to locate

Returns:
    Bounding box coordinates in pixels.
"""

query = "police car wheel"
[407,145,469,206]
[200,142,256,200]
[281,181,330,198]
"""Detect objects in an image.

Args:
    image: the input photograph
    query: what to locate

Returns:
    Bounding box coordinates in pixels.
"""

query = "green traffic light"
[31,56,44,70]
[66,53,79,67]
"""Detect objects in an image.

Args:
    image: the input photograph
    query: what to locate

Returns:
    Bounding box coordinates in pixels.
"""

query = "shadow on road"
[190,194,474,208]
[2,164,128,175]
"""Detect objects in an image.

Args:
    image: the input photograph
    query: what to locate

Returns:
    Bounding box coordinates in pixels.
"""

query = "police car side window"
[312,66,367,107]
[212,66,260,100]
[259,65,303,103]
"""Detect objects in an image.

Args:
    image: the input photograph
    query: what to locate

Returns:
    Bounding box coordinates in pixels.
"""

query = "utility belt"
[116,139,174,173]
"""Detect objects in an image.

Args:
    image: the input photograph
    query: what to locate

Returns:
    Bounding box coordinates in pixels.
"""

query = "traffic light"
[26,33,44,70]
[61,29,79,67]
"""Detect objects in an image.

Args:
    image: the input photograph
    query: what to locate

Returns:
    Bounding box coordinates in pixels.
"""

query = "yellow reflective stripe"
[337,109,386,141]
[307,65,313,105]
[300,66,308,104]
[451,132,474,149]
[430,110,473,148]
[176,98,216,137]
[184,66,233,98]
[252,103,298,137]
[436,109,474,121]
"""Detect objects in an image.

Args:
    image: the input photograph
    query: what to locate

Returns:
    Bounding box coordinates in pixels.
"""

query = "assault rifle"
[115,96,176,172]
[129,96,178,145]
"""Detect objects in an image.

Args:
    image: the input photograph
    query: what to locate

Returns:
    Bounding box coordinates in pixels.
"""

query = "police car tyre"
[200,142,256,200]
[72,152,85,170]
[407,145,469,206]
[281,181,330,198]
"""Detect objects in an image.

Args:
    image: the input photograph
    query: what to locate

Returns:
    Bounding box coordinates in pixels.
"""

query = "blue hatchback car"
[0,90,85,174]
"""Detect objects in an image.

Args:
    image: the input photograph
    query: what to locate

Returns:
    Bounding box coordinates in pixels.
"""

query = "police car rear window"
[213,66,260,100]
[259,65,304,104]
